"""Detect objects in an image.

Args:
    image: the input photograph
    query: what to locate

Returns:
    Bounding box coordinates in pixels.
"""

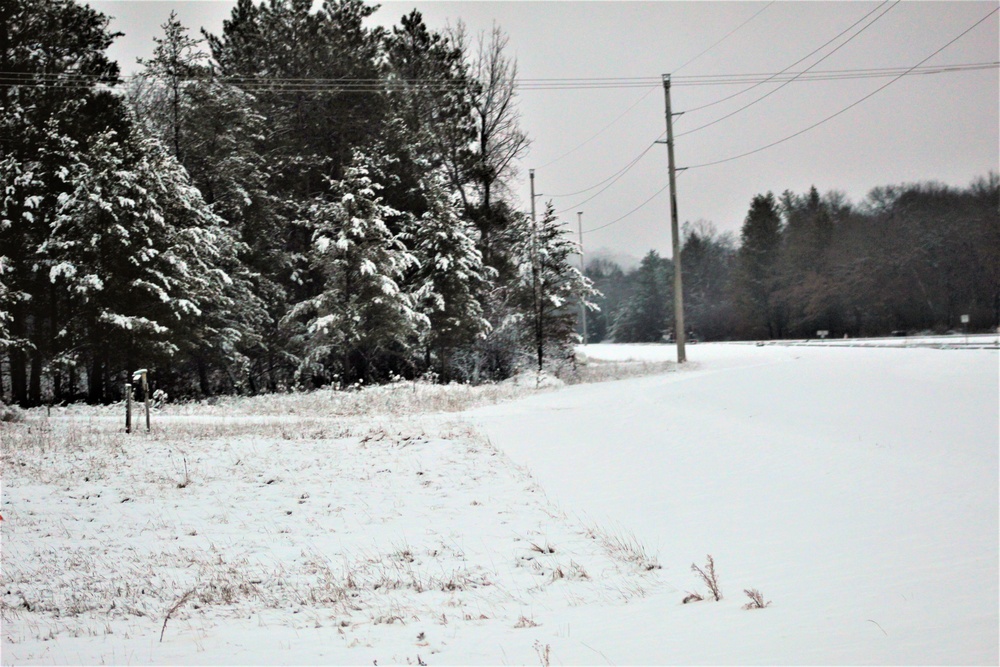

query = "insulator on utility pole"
[661,73,687,364]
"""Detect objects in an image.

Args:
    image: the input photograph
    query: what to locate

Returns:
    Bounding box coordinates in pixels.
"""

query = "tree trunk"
[197,357,211,397]
[88,355,103,404]
[9,349,27,407]
[28,352,41,406]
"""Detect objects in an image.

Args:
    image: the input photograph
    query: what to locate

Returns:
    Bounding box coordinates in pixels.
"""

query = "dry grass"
[2,377,670,653]
[691,555,722,601]
[742,588,771,609]
[584,522,662,572]
[130,378,546,419]
[558,359,676,385]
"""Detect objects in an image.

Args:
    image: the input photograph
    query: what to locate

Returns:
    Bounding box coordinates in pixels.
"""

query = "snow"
[2,342,997,664]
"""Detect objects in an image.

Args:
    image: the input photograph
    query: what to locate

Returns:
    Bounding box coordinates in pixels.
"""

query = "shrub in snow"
[0,403,26,423]
[691,554,722,601]
[742,588,771,609]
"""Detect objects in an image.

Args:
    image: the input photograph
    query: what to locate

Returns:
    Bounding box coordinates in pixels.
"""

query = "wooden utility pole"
[529,169,543,371]
[662,73,687,363]
[577,211,588,345]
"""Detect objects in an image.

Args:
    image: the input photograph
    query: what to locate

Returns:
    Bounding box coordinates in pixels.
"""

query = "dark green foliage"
[734,192,784,338]
[611,251,672,343]
[680,222,737,341]
[583,259,629,344]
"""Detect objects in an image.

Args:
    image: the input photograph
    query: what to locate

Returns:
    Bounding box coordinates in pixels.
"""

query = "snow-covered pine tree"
[285,153,427,385]
[133,11,208,162]
[514,203,599,371]
[405,173,493,380]
[134,130,269,396]
[43,119,266,401]
[0,0,123,405]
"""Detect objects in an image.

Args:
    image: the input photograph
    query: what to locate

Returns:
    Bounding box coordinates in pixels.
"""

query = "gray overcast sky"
[92,0,999,261]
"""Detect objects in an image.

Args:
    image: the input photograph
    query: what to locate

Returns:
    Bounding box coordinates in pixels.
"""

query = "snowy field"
[2,341,997,664]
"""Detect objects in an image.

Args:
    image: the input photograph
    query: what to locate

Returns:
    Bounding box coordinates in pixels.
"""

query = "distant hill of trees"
[586,177,1000,344]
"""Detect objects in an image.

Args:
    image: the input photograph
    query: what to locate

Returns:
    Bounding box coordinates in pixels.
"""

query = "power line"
[683,7,1000,171]
[3,61,995,92]
[678,0,895,120]
[579,7,997,236]
[547,138,660,198]
[672,1,775,74]
[537,0,777,177]
[536,87,656,169]
[676,0,901,139]
[582,171,686,235]
[552,140,661,214]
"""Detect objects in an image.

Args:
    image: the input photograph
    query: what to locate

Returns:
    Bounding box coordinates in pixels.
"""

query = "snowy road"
[464,343,999,664]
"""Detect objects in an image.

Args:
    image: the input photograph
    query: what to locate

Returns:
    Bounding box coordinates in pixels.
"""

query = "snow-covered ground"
[2,341,997,664]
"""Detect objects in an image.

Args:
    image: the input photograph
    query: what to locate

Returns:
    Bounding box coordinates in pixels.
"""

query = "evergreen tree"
[285,153,426,385]
[44,123,265,401]
[734,192,783,338]
[206,0,387,196]
[515,204,598,370]
[775,186,840,337]
[382,10,476,216]
[612,251,671,343]
[0,0,122,405]
[134,11,208,162]
[680,221,736,341]
[405,174,493,380]
[583,258,629,343]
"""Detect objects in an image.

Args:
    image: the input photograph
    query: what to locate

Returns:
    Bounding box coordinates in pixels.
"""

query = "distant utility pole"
[529,169,543,371]
[660,73,687,363]
[577,211,588,345]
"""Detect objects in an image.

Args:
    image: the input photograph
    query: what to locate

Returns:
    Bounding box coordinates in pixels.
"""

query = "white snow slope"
[2,342,997,665]
[466,343,999,664]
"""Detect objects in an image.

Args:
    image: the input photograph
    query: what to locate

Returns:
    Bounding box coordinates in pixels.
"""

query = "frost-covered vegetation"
[2,0,996,409]
[1,381,666,663]
[0,0,596,406]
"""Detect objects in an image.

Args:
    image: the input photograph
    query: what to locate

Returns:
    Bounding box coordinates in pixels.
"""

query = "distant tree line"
[586,177,1000,344]
[0,0,596,406]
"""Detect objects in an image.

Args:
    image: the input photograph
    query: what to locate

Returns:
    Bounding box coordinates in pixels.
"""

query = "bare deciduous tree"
[448,21,530,216]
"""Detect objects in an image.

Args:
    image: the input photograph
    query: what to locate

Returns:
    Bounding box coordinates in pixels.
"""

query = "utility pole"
[661,73,687,363]
[577,211,588,345]
[529,169,543,371]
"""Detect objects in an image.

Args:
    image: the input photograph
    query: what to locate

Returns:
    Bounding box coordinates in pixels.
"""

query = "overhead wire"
[3,62,995,92]
[676,0,899,136]
[671,1,776,75]
[546,138,661,199]
[582,170,688,235]
[535,87,656,170]
[580,7,998,235]
[552,140,661,214]
[538,0,772,187]
[682,6,1000,171]
[678,0,893,116]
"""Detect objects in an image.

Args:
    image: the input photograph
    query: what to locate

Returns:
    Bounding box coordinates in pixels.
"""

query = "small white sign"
[817,330,829,339]
[960,314,970,324]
